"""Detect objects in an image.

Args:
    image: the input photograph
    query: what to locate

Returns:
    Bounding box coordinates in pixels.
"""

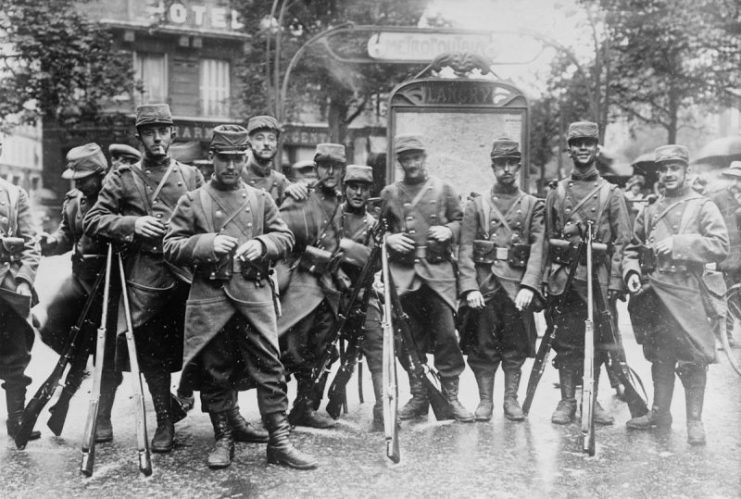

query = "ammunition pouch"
[138,236,165,255]
[425,238,451,264]
[198,252,234,283]
[473,240,530,268]
[473,240,497,264]
[549,238,578,266]
[388,246,416,265]
[0,237,24,263]
[638,246,657,274]
[508,244,530,269]
[238,258,270,284]
[298,245,339,276]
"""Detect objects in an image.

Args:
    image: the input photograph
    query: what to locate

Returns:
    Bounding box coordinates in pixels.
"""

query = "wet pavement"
[1,256,740,498]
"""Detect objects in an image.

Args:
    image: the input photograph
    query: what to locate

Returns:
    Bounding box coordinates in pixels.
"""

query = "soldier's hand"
[16,281,32,297]
[428,225,453,242]
[626,272,642,295]
[38,233,57,255]
[655,236,673,255]
[285,181,309,201]
[236,239,264,261]
[515,288,534,311]
[386,233,415,253]
[466,290,486,309]
[213,235,238,255]
[134,216,167,238]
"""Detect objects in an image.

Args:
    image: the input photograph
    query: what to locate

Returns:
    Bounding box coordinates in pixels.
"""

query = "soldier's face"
[491,157,521,186]
[250,131,278,162]
[568,138,599,168]
[658,161,688,192]
[398,150,426,181]
[75,174,103,198]
[211,151,247,187]
[316,160,343,189]
[345,181,371,209]
[138,125,174,159]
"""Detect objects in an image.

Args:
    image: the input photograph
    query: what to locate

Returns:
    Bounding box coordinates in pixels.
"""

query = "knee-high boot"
[95,370,122,443]
[440,376,474,423]
[552,368,577,424]
[145,370,175,453]
[370,370,384,431]
[265,412,318,469]
[503,370,525,421]
[473,370,495,422]
[626,361,674,430]
[679,365,707,446]
[398,372,429,420]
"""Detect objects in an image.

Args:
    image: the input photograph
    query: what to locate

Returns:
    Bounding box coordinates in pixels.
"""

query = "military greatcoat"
[624,186,729,365]
[240,160,291,205]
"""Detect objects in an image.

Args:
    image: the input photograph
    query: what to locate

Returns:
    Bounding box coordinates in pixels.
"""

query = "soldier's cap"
[135,103,173,128]
[490,137,521,159]
[566,121,599,143]
[314,143,346,164]
[246,115,281,136]
[395,134,426,155]
[210,124,250,154]
[109,143,141,161]
[62,143,108,179]
[654,144,689,165]
[721,160,741,178]
[344,165,373,184]
[292,159,315,171]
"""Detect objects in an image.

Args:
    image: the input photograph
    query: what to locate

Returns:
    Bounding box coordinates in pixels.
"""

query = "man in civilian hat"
[243,115,307,204]
[380,134,472,422]
[709,159,741,348]
[624,144,728,445]
[39,143,120,442]
[543,121,632,426]
[84,103,203,453]
[0,135,41,443]
[109,143,141,171]
[164,124,316,469]
[457,137,545,422]
[276,142,347,428]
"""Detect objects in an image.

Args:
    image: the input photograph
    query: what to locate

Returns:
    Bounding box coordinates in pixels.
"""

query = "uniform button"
[568,182,574,187]
[591,207,596,212]
[517,209,522,214]
[251,180,256,184]
[247,223,252,227]
[242,193,247,198]
[672,224,678,230]
[406,216,413,221]
[409,230,416,234]
[156,214,162,218]
[403,203,411,207]
[177,182,183,186]
[593,194,598,199]
[215,210,223,216]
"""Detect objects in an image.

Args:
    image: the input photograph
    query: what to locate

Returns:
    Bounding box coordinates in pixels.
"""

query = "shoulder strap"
[651,197,696,235]
[678,196,707,234]
[570,181,605,221]
[151,160,178,203]
[199,188,216,233]
[476,195,491,238]
[593,181,613,225]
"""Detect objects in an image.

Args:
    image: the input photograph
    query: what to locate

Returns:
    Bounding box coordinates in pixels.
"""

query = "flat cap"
[344,165,373,184]
[210,124,250,154]
[395,134,426,155]
[292,159,315,171]
[490,137,521,159]
[62,143,108,179]
[314,143,346,164]
[246,115,280,135]
[722,160,741,178]
[567,121,599,142]
[109,143,141,161]
[135,103,173,128]
[655,144,689,165]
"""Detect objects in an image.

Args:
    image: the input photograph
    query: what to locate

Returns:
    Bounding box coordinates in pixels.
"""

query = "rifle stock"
[381,236,400,463]
[325,330,364,419]
[47,352,88,436]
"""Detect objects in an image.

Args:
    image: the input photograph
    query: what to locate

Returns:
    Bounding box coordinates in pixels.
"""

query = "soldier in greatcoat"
[380,134,472,422]
[39,143,118,442]
[164,124,316,469]
[543,121,632,426]
[457,138,544,422]
[0,136,41,442]
[83,104,203,453]
[624,145,729,446]
[276,143,348,429]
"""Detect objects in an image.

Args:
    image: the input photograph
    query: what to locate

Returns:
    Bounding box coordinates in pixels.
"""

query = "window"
[134,53,167,105]
[200,59,230,118]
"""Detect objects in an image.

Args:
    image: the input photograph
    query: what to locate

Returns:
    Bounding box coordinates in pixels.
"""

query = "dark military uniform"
[0,177,40,439]
[624,145,729,445]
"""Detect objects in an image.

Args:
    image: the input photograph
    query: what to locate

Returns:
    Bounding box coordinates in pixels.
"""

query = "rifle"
[522,239,586,416]
[580,221,597,456]
[381,236,399,463]
[15,269,105,448]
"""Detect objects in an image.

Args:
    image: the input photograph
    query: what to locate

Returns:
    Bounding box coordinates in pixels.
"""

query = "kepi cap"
[109,143,141,162]
[246,115,280,136]
[490,137,521,159]
[210,124,250,154]
[135,103,173,128]
[344,165,373,184]
[721,160,741,178]
[395,134,426,155]
[62,143,108,179]
[654,144,689,165]
[567,121,599,143]
[314,143,346,164]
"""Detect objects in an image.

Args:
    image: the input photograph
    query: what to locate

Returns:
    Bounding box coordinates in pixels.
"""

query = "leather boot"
[264,412,318,470]
[287,376,337,429]
[207,411,234,469]
[593,368,614,426]
[679,366,707,446]
[473,371,495,422]
[370,371,384,432]
[95,370,121,443]
[228,406,269,443]
[5,387,40,442]
[148,372,175,453]
[503,370,525,422]
[399,373,429,420]
[440,376,474,422]
[552,368,577,425]
[627,362,674,430]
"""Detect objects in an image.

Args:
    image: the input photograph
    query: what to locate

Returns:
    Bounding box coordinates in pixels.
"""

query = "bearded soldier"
[39,143,118,442]
[83,104,203,453]
[458,138,544,422]
[276,143,347,429]
[624,145,728,446]
[381,134,472,422]
[164,124,316,469]
[543,121,632,426]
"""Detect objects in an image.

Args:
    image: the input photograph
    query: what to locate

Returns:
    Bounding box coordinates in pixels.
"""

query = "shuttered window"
[200,58,230,118]
[134,53,167,105]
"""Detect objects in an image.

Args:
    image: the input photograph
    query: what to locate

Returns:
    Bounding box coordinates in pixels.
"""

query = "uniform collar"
[248,159,272,178]
[142,156,171,169]
[570,165,599,181]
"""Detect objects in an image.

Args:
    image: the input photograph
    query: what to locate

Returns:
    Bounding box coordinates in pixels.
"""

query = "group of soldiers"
[0,104,731,473]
